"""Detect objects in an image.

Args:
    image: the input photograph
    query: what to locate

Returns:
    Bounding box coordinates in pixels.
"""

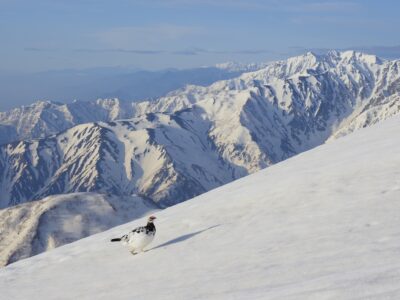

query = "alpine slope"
[1,114,400,299]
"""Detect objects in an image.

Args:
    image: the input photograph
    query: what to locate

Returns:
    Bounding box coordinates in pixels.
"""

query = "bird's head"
[148,216,157,223]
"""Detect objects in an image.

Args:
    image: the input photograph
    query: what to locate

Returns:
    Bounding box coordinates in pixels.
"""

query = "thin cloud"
[131,0,359,12]
[24,47,60,52]
[74,48,165,55]
[132,0,282,10]
[171,50,198,56]
[95,25,203,49]
[172,48,273,55]
[25,47,273,56]
[289,14,384,27]
[27,45,400,60]
[299,1,360,12]
[232,49,274,54]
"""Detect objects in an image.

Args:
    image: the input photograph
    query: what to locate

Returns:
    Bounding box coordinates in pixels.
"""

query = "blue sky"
[1,0,400,72]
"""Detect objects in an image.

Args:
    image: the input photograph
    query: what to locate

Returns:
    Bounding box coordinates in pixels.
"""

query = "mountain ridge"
[1,50,399,209]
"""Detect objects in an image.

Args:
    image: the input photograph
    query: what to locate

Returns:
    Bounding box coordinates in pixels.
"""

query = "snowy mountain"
[0,98,137,144]
[1,51,399,207]
[0,51,399,264]
[1,51,399,146]
[0,192,156,266]
[214,61,268,72]
[0,63,267,145]
[0,111,245,209]
[1,114,400,299]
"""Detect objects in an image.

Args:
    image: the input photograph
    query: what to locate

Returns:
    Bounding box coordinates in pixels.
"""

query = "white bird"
[111,216,157,255]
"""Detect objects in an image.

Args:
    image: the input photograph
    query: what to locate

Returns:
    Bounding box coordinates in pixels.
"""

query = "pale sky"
[1,0,400,72]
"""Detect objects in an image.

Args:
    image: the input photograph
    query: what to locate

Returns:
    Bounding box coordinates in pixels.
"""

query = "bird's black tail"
[110,238,121,242]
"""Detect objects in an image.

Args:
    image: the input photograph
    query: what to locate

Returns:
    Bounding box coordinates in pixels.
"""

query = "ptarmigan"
[111,216,156,254]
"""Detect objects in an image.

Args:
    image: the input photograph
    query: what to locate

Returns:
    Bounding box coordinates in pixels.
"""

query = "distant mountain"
[0,63,269,144]
[0,64,263,111]
[0,99,137,144]
[215,61,268,72]
[1,50,399,209]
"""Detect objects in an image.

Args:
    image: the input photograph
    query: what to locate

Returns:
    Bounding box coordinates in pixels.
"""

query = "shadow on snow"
[149,224,221,251]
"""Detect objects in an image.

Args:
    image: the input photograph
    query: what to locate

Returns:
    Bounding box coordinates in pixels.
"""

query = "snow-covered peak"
[2,46,398,209]
[287,51,320,67]
[215,61,268,72]
[339,50,383,65]
[0,98,137,144]
[1,50,397,146]
[243,50,386,83]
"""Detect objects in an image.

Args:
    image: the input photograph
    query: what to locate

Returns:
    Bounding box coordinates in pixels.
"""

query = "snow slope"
[1,115,399,299]
[0,193,157,267]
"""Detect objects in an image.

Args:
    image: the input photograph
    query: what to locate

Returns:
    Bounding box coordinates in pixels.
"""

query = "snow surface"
[1,115,400,299]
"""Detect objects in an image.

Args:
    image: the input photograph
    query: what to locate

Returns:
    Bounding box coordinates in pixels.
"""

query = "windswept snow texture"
[1,115,400,299]
[0,193,157,267]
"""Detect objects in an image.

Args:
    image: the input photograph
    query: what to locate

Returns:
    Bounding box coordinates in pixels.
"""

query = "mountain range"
[0,50,399,264]
[1,50,399,207]
[0,62,264,111]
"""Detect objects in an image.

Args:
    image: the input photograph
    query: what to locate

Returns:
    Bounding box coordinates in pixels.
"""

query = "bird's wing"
[131,226,146,234]
[117,226,146,242]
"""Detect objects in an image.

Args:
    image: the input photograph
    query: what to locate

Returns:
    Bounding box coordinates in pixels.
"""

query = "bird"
[111,216,157,255]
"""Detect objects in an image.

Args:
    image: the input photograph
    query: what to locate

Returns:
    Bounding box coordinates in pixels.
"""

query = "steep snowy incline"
[0,193,157,267]
[1,115,400,299]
